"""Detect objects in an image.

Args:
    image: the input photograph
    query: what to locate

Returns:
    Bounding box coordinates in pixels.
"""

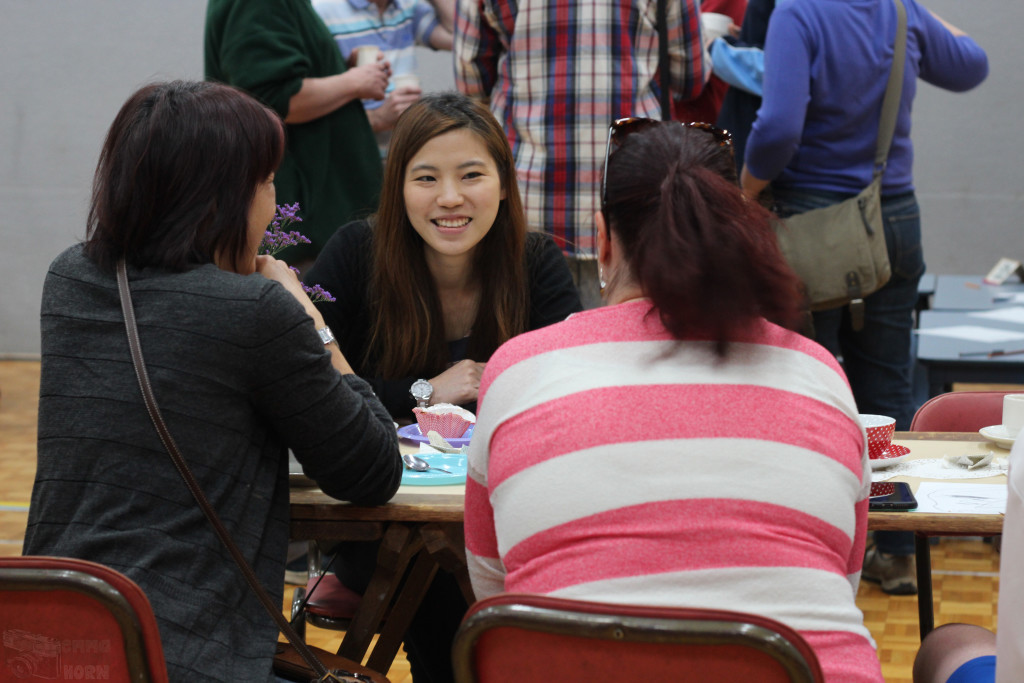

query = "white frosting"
[417,403,476,422]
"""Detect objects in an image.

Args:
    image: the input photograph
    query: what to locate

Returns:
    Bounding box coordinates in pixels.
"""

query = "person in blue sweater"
[740,0,987,595]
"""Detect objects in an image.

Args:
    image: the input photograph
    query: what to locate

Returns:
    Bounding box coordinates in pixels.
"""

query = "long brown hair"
[368,93,528,378]
[603,123,804,351]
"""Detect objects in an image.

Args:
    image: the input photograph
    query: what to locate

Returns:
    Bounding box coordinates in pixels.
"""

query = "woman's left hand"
[256,255,314,313]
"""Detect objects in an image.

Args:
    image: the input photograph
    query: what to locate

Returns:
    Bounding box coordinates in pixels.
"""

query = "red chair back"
[452,593,824,683]
[0,556,168,682]
[910,391,1013,432]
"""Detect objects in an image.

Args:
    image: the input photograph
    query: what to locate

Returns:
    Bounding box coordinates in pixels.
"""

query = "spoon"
[402,452,452,474]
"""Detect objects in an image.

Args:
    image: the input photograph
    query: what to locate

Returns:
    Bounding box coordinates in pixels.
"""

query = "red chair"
[908,390,1011,637]
[0,556,168,682]
[452,593,825,683]
[289,542,360,637]
[910,391,1012,432]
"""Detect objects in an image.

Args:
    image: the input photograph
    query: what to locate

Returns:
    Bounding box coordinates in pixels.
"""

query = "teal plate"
[400,452,468,486]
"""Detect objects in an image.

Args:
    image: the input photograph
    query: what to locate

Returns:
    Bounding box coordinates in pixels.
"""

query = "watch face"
[410,379,432,400]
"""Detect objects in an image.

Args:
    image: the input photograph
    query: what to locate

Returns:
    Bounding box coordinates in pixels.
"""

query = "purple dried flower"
[260,204,311,257]
[303,283,336,303]
[258,203,334,303]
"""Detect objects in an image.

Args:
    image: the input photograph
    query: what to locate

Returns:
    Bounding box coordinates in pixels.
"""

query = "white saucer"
[869,454,910,470]
[979,424,1018,449]
[869,444,911,470]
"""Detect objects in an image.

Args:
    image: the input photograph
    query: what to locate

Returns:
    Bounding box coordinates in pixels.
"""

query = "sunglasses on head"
[601,118,733,205]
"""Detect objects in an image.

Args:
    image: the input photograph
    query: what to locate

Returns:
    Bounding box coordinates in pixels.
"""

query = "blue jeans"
[774,188,924,556]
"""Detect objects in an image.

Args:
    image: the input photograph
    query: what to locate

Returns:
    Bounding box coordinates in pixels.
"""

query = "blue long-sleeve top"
[744,0,987,195]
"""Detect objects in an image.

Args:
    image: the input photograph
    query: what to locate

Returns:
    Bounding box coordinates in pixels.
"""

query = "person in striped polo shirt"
[465,119,883,683]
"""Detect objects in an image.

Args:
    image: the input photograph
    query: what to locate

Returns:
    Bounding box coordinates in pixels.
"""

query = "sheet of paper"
[913,482,1007,515]
[915,325,1024,343]
[992,293,1024,305]
[969,306,1024,325]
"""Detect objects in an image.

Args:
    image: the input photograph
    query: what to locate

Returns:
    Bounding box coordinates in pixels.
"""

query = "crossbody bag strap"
[657,0,671,120]
[874,0,908,177]
[116,259,358,683]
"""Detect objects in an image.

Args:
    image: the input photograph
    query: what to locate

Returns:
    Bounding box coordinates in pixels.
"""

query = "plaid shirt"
[455,0,709,257]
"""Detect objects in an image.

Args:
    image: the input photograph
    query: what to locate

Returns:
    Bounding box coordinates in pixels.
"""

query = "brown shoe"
[862,546,917,595]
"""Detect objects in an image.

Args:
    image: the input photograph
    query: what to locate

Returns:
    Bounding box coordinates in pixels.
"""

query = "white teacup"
[356,45,382,67]
[1003,394,1024,437]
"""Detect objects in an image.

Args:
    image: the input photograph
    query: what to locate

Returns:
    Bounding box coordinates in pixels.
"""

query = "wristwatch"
[317,326,336,346]
[410,378,433,408]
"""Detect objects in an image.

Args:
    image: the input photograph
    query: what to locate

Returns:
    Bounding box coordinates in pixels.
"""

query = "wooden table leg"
[916,533,935,639]
[365,550,440,674]
[337,522,422,662]
[421,523,475,605]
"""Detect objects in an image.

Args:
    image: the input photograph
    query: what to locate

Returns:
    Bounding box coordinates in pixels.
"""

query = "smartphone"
[869,481,918,511]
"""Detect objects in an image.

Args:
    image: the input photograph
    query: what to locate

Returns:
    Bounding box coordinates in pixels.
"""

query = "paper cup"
[1003,394,1024,437]
[413,407,473,440]
[860,414,896,459]
[391,73,420,91]
[701,12,733,43]
[356,45,382,67]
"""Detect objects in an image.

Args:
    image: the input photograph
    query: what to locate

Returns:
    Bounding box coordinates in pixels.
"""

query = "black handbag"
[116,259,385,683]
[772,0,907,331]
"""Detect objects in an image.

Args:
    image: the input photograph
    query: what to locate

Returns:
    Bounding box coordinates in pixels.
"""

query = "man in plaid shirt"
[455,0,709,304]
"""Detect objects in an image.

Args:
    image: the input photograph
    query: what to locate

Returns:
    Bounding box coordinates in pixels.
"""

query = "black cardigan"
[307,220,583,420]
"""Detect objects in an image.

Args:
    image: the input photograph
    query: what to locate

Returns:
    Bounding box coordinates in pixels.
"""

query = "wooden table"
[872,432,1008,639]
[290,432,1008,670]
[289,450,469,675]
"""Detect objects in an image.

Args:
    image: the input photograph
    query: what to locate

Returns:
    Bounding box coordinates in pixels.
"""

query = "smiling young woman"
[306,92,581,421]
[304,92,582,683]
[403,128,505,266]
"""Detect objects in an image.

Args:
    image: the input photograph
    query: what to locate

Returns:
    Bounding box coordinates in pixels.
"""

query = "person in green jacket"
[205,0,389,264]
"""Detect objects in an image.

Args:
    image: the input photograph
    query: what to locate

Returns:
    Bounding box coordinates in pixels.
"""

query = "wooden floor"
[0,359,1000,683]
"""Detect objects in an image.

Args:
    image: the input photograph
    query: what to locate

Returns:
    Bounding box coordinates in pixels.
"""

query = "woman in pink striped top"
[465,120,882,682]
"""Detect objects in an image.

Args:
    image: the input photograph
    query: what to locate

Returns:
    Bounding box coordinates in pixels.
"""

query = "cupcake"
[412,403,476,439]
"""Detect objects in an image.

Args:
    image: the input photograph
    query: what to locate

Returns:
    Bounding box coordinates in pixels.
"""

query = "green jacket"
[205,0,383,260]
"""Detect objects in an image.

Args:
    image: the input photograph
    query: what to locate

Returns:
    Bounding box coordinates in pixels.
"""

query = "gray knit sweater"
[24,245,403,682]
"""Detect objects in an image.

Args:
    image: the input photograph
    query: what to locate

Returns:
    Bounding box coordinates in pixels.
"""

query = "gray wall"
[0,1,1018,356]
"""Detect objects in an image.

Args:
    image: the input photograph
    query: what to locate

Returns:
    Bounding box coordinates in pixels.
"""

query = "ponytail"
[603,124,804,352]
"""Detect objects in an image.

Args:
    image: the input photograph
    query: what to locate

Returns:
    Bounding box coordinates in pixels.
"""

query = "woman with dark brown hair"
[466,120,884,682]
[23,80,402,682]
[307,92,581,422]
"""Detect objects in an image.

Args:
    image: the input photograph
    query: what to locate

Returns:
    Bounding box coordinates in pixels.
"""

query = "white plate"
[869,454,910,470]
[980,424,1017,449]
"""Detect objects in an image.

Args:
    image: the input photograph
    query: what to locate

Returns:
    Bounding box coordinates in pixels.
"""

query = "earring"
[599,267,607,293]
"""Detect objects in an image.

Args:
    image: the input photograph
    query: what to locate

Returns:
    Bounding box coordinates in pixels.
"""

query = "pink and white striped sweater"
[466,299,882,683]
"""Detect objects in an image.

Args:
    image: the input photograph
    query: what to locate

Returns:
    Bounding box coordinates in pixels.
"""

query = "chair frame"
[0,556,167,683]
[452,594,824,683]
